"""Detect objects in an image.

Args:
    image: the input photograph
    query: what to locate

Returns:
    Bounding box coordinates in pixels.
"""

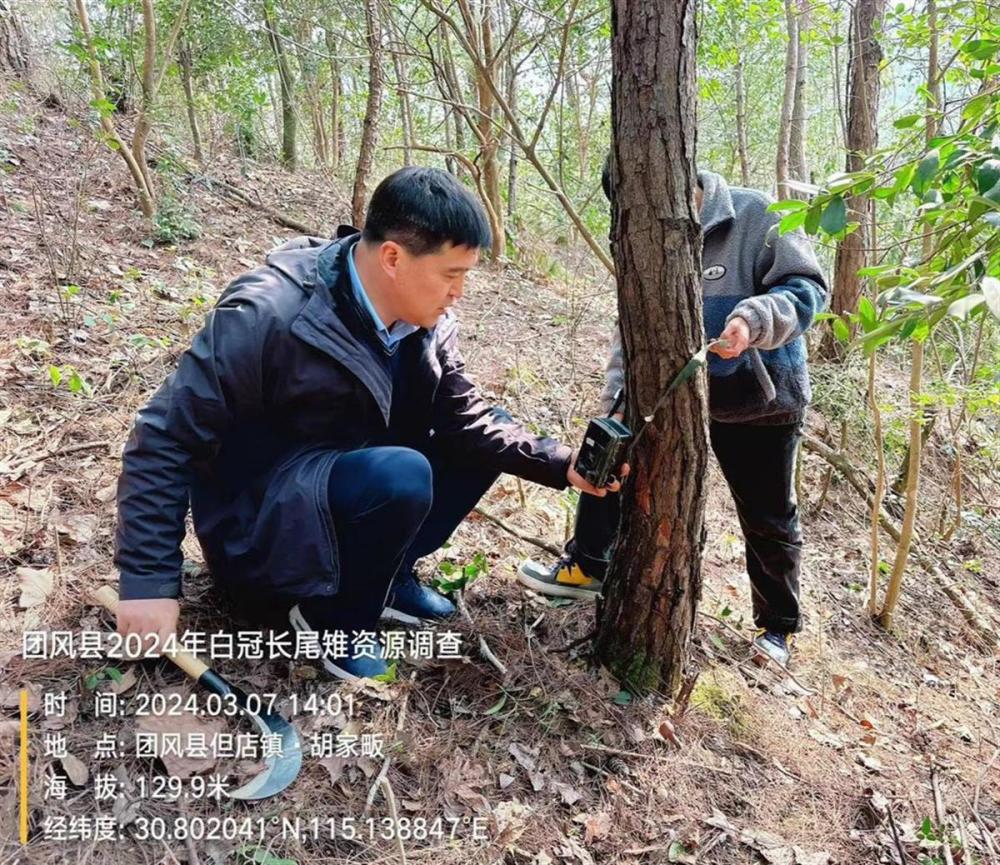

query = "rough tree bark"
[734,52,751,186]
[823,0,885,358]
[1,0,29,75]
[789,0,809,187]
[468,0,505,259]
[391,45,414,167]
[595,0,707,696]
[323,27,344,170]
[262,0,297,169]
[776,0,799,199]
[178,36,203,165]
[352,0,384,226]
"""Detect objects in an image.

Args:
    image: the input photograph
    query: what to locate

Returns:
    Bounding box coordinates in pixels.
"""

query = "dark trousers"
[568,420,803,633]
[229,444,498,629]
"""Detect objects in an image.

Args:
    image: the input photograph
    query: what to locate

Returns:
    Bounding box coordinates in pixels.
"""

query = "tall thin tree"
[824,0,885,357]
[352,0,384,226]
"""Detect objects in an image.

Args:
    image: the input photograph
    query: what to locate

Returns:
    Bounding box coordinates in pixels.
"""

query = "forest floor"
[1,81,999,865]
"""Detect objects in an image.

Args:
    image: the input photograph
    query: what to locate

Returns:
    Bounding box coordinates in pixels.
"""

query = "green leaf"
[48,365,62,387]
[893,113,921,129]
[768,199,809,213]
[89,97,116,117]
[778,208,808,234]
[484,694,507,716]
[964,39,1000,61]
[911,149,940,197]
[804,201,823,235]
[832,317,851,343]
[858,296,877,332]
[982,277,1000,321]
[819,195,847,235]
[613,690,632,705]
[372,662,398,684]
[105,667,123,683]
[975,160,1000,195]
[238,846,299,865]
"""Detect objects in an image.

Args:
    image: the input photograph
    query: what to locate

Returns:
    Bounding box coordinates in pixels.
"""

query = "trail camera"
[574,417,632,489]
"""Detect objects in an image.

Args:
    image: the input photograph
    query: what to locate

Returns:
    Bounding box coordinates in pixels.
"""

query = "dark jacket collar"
[698,170,735,236]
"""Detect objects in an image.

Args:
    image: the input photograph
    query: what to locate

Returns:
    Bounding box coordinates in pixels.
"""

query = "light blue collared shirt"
[348,244,419,351]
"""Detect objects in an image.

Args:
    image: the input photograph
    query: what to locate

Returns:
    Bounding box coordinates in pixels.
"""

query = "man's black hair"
[362,166,492,255]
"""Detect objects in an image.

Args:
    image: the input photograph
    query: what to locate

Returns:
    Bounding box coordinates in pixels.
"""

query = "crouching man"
[114,167,616,680]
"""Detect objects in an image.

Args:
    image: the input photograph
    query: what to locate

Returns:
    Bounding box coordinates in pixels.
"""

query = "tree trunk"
[73,0,154,218]
[789,0,809,186]
[506,50,518,224]
[474,0,505,259]
[178,37,203,165]
[734,52,751,186]
[776,0,798,199]
[595,0,707,696]
[294,16,326,167]
[878,0,938,630]
[263,0,297,169]
[823,0,885,358]
[352,0,383,227]
[324,27,343,170]
[0,0,29,75]
[391,47,414,166]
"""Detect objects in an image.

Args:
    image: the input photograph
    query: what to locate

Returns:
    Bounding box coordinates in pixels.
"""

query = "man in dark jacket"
[115,167,616,680]
[518,161,828,667]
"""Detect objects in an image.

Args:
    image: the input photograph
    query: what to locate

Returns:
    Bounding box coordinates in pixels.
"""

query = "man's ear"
[379,240,402,279]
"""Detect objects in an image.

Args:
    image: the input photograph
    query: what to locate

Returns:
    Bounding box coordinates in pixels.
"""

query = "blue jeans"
[230,444,499,629]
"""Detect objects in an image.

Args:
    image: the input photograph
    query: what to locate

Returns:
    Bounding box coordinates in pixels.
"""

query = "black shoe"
[382,571,456,625]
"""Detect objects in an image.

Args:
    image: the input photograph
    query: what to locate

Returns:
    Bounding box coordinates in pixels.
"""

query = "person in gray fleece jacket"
[518,164,828,666]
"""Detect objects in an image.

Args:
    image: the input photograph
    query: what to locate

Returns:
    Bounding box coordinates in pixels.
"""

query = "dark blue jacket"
[115,229,572,601]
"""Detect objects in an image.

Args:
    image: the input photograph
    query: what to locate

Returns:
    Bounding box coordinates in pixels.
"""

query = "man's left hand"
[567,458,630,497]
[711,316,751,359]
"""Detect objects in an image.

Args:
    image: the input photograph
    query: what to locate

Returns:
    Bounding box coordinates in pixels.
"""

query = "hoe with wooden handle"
[91,585,302,800]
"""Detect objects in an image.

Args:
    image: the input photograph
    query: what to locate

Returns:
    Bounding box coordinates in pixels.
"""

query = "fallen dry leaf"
[17,567,53,608]
[574,811,611,844]
[60,753,89,786]
[52,512,100,544]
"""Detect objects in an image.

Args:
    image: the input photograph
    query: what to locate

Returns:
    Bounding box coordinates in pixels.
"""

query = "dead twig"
[931,763,956,865]
[473,506,561,556]
[886,803,909,865]
[364,675,413,817]
[455,590,507,676]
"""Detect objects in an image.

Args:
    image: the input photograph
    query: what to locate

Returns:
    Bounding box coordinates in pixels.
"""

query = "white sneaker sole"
[516,564,603,600]
[379,606,427,626]
[287,604,362,682]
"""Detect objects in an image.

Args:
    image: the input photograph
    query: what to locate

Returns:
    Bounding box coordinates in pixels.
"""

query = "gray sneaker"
[517,556,604,599]
[752,630,792,667]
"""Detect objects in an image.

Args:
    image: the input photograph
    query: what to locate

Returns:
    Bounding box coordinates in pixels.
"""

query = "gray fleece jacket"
[599,170,828,425]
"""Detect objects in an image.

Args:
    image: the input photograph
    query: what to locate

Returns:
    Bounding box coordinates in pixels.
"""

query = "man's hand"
[117,598,179,656]
[567,455,630,497]
[710,316,751,359]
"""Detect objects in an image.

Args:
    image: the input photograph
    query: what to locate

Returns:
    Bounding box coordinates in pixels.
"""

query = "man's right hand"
[117,598,179,656]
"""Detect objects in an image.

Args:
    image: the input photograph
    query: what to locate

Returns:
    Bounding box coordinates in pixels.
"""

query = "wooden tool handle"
[89,585,209,680]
